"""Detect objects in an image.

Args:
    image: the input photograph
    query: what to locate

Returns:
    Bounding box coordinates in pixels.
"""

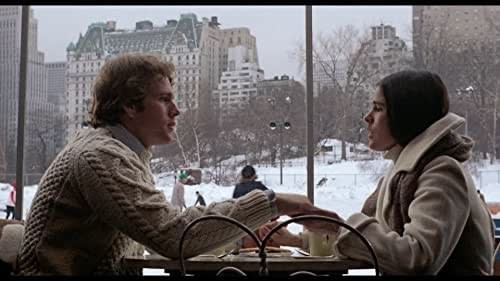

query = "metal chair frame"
[178,214,381,277]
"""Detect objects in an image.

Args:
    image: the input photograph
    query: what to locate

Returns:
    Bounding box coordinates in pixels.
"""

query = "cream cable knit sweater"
[17,127,274,275]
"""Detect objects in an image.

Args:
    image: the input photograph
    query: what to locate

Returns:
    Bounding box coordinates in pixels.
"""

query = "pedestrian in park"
[171,171,187,211]
[194,191,206,206]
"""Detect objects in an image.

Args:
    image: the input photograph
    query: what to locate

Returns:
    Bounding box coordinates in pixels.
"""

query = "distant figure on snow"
[194,191,206,206]
[233,165,268,199]
[1,181,16,219]
[171,171,188,211]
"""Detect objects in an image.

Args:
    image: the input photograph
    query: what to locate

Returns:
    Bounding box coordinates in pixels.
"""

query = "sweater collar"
[105,124,152,161]
[392,112,465,173]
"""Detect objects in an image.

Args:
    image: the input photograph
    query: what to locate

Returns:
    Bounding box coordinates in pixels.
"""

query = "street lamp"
[268,95,292,185]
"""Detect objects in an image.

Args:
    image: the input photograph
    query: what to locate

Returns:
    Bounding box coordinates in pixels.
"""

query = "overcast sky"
[33,5,412,80]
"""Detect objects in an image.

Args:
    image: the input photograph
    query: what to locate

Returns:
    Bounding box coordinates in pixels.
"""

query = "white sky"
[32,5,412,80]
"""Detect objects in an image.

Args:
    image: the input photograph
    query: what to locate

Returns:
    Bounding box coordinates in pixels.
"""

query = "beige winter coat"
[334,113,495,275]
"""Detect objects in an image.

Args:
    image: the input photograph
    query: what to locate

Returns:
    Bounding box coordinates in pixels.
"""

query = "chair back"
[259,215,380,276]
[178,215,380,277]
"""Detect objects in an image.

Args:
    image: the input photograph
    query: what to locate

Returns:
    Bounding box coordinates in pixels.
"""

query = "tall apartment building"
[367,24,410,74]
[220,27,258,73]
[65,14,233,140]
[256,75,304,106]
[212,45,264,118]
[0,6,53,175]
[413,6,500,67]
[46,61,67,155]
[312,60,347,98]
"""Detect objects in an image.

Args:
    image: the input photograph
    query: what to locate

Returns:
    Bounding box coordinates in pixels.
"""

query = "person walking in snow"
[171,171,187,211]
[194,191,206,206]
[232,165,268,199]
[4,181,16,220]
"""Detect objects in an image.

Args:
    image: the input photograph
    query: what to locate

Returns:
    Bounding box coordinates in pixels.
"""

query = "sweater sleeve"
[334,156,470,274]
[74,148,275,259]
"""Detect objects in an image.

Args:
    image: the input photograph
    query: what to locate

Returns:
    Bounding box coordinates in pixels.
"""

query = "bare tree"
[292,25,386,160]
[417,8,500,162]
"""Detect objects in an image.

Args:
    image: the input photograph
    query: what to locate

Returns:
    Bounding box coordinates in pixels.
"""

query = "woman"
[264,70,495,275]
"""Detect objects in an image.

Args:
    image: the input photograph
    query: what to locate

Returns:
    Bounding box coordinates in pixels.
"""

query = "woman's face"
[364,87,397,151]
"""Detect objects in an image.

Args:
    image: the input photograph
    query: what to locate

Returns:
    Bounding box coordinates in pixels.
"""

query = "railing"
[1,170,499,189]
[260,170,500,190]
[258,173,383,187]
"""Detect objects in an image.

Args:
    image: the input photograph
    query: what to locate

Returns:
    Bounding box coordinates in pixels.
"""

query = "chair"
[493,240,500,275]
[178,214,380,277]
[178,215,261,277]
[494,218,500,275]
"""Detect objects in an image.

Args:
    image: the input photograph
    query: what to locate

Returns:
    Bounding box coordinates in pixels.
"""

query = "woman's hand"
[258,221,303,248]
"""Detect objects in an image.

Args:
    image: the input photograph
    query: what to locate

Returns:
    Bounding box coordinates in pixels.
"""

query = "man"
[17,54,331,275]
[194,191,206,207]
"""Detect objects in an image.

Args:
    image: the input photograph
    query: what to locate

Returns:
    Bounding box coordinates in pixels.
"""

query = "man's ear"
[122,104,137,119]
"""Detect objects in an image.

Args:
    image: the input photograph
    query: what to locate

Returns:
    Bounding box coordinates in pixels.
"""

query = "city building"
[65,14,258,141]
[367,23,410,75]
[0,6,53,177]
[256,74,304,106]
[413,6,500,67]
[45,61,67,155]
[312,60,347,98]
[212,45,264,118]
[220,27,258,73]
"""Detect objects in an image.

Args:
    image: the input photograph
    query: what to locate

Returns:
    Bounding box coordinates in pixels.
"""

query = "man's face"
[125,77,180,147]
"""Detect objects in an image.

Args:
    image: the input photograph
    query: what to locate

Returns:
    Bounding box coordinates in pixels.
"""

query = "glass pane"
[25,7,308,273]
[311,6,412,218]
[30,6,307,228]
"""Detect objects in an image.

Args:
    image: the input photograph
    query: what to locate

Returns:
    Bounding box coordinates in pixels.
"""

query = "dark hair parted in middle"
[377,70,450,146]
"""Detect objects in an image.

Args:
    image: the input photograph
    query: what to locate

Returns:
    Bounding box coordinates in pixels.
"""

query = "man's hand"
[258,221,302,248]
[273,192,344,235]
[274,192,315,217]
[291,208,344,235]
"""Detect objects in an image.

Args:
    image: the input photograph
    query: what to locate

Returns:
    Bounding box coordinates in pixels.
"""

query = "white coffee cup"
[309,232,334,256]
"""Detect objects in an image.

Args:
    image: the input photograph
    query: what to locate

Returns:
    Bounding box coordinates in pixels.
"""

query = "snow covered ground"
[1,157,499,276]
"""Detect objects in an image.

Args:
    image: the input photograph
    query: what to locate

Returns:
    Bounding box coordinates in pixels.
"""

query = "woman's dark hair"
[377,70,449,146]
[241,165,256,180]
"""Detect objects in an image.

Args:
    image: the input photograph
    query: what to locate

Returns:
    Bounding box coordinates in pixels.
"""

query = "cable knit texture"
[0,222,24,266]
[17,127,274,275]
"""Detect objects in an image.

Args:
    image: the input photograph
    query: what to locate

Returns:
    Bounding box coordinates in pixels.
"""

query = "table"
[124,254,374,277]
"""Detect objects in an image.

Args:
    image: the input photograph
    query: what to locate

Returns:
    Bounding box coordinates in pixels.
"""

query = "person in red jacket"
[5,181,16,219]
